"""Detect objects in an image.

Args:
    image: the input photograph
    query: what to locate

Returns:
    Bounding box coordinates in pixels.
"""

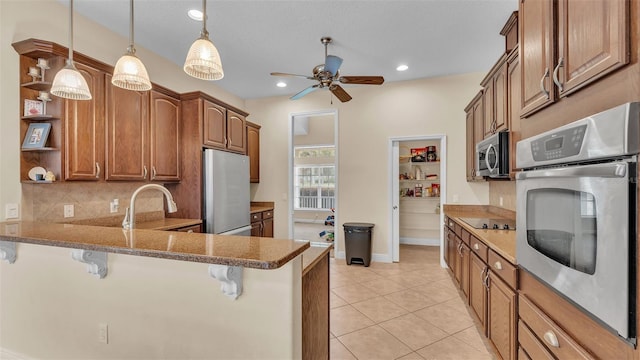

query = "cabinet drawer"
[262,210,273,219]
[519,295,594,360]
[469,236,488,262]
[460,228,471,245]
[488,250,517,289]
[251,212,263,222]
[518,320,554,360]
[453,222,463,237]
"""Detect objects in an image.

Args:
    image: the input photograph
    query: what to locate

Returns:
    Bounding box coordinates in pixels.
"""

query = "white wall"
[246,74,490,259]
[0,0,245,221]
[0,243,301,359]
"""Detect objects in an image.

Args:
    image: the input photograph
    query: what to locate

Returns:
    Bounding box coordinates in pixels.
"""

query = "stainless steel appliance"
[203,149,252,236]
[459,217,515,230]
[516,102,639,339]
[476,131,509,178]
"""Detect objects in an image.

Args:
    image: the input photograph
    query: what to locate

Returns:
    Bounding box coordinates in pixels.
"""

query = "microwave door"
[516,161,633,338]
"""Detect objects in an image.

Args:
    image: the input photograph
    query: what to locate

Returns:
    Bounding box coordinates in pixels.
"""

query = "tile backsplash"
[22,182,165,222]
[489,181,516,211]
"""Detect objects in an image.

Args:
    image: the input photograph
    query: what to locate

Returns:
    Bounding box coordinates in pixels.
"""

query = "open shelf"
[21,81,52,91]
[21,147,58,152]
[21,115,59,121]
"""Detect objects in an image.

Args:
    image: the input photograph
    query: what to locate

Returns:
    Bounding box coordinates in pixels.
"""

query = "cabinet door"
[520,0,555,117]
[250,221,262,237]
[247,122,260,183]
[150,91,180,181]
[105,75,149,181]
[262,217,274,238]
[65,63,104,180]
[494,61,508,133]
[483,80,494,138]
[465,110,475,181]
[445,227,456,271]
[556,0,629,96]
[507,49,521,177]
[472,98,485,181]
[203,100,226,149]
[227,110,247,154]
[488,271,517,360]
[469,253,487,334]
[460,242,470,299]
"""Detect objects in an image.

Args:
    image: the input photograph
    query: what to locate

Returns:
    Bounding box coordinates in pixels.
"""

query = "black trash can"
[343,222,374,266]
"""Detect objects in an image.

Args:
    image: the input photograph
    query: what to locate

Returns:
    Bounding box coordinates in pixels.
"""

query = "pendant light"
[184,0,224,80]
[112,0,152,91]
[51,0,92,100]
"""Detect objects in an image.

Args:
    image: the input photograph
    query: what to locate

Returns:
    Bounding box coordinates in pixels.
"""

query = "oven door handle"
[516,162,627,180]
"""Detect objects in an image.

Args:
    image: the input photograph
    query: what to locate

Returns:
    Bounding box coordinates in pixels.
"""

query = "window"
[294,146,335,210]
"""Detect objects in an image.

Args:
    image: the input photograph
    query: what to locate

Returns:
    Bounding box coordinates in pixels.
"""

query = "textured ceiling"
[64,0,517,100]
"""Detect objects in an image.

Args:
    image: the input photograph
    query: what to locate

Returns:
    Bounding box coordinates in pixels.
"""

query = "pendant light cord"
[128,0,135,54]
[201,0,209,38]
[68,0,74,63]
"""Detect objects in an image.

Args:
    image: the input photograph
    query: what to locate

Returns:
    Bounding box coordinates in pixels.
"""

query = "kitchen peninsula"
[0,221,329,359]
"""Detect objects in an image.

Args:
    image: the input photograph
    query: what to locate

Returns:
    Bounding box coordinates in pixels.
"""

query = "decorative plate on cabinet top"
[28,166,46,181]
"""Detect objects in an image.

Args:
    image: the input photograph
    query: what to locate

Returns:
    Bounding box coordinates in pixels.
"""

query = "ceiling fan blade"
[291,84,319,100]
[324,55,343,76]
[329,84,352,103]
[339,76,385,85]
[270,72,314,80]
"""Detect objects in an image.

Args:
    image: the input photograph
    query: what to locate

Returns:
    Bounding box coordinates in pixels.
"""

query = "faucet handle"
[122,207,131,229]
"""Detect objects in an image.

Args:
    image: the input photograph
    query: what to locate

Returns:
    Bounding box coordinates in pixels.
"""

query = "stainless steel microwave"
[476,131,509,178]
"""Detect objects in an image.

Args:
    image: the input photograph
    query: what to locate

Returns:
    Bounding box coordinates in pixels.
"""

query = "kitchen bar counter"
[133,218,202,231]
[443,205,516,263]
[302,242,333,276]
[0,221,309,269]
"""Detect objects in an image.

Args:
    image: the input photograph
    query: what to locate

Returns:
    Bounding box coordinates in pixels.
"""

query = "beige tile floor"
[329,245,496,360]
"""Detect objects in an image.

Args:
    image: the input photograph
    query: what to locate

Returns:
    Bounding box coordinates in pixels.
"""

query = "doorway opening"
[289,110,339,252]
[389,135,446,267]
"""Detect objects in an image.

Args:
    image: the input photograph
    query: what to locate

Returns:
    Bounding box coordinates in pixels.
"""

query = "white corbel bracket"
[71,249,108,279]
[0,241,16,264]
[208,264,243,300]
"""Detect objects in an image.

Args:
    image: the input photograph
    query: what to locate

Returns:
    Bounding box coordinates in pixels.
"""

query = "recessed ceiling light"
[396,64,409,72]
[188,9,203,21]
[276,81,287,88]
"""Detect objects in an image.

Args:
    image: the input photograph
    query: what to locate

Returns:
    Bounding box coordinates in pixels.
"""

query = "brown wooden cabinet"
[464,91,485,182]
[250,209,274,237]
[150,90,181,181]
[64,62,105,181]
[469,252,488,334]
[519,0,629,117]
[481,55,509,138]
[247,121,261,183]
[506,47,521,177]
[488,271,517,360]
[202,99,246,154]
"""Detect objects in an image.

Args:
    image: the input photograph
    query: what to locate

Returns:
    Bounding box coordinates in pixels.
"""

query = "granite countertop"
[250,206,273,214]
[443,205,516,264]
[0,221,309,270]
[250,201,274,214]
[302,242,333,276]
[134,218,202,231]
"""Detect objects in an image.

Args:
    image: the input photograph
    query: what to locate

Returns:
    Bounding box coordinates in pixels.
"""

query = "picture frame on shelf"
[410,147,427,162]
[23,99,44,117]
[22,122,51,149]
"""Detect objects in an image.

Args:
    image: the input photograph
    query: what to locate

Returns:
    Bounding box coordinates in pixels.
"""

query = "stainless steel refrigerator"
[203,149,252,236]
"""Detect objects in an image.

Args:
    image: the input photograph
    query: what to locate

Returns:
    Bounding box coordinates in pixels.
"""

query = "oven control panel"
[530,124,587,161]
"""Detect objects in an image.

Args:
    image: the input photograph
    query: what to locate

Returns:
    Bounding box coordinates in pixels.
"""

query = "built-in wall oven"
[516,102,639,340]
[476,131,510,178]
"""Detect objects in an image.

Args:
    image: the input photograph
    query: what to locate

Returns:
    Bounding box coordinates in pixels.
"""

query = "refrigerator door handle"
[219,225,253,236]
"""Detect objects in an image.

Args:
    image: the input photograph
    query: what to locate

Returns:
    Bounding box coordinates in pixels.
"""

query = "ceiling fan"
[270,37,385,103]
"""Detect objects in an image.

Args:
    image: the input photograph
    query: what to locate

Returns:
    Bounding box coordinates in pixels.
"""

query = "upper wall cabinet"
[247,121,261,183]
[465,91,485,182]
[519,0,629,117]
[202,98,247,154]
[150,91,181,182]
[481,54,509,138]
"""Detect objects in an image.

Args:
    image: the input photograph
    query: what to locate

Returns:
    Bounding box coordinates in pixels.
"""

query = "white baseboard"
[400,237,440,246]
[0,348,32,360]
[334,251,393,263]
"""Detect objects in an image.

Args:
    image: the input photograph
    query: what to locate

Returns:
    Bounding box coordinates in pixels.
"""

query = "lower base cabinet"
[302,249,330,359]
[488,271,517,360]
[469,252,487,333]
[250,209,274,237]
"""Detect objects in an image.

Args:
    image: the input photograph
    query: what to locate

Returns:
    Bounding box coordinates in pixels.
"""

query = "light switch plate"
[64,204,74,218]
[5,204,18,219]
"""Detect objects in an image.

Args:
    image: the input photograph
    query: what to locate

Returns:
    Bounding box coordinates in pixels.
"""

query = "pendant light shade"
[51,0,92,100]
[184,0,224,80]
[112,0,151,91]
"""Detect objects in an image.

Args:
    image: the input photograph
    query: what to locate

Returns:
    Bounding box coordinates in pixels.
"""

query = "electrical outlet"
[64,204,74,218]
[98,323,109,344]
[499,196,504,207]
[110,199,119,213]
[5,203,19,219]
[452,194,459,203]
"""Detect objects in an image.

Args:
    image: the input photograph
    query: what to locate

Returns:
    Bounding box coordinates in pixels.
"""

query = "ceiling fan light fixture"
[51,0,92,100]
[184,0,224,81]
[276,81,287,88]
[396,64,409,71]
[112,0,152,91]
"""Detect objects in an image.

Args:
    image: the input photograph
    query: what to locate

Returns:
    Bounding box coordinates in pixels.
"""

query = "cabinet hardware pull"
[474,243,479,250]
[553,57,564,92]
[540,68,550,99]
[543,331,560,348]
[151,166,157,180]
[143,166,148,179]
[483,270,490,289]
[95,163,101,178]
[493,261,503,270]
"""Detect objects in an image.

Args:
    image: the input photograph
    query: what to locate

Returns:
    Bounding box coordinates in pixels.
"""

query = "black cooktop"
[459,217,516,230]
